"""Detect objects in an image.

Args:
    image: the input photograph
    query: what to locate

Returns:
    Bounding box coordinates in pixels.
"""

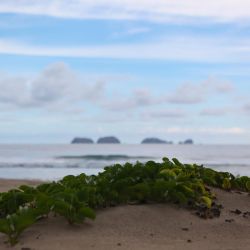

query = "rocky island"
[71,137,94,144]
[97,136,121,144]
[179,139,194,144]
[141,137,172,144]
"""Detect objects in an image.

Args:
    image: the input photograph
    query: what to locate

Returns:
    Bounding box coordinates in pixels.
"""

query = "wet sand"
[0,179,249,250]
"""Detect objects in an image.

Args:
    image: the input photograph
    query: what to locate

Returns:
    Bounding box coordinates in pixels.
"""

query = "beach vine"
[0,158,249,246]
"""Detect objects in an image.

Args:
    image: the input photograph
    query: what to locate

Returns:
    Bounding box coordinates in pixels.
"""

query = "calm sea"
[0,144,249,180]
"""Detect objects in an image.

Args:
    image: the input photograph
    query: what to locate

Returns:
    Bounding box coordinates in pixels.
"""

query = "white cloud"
[0,64,240,126]
[0,75,29,106]
[102,77,234,112]
[30,62,79,104]
[141,109,186,119]
[112,27,151,38]
[142,126,248,135]
[199,127,247,135]
[0,62,105,110]
[167,83,205,104]
[199,103,241,117]
[1,34,250,62]
[200,108,229,116]
[243,103,250,114]
[166,78,234,104]
[1,1,250,23]
[102,88,159,111]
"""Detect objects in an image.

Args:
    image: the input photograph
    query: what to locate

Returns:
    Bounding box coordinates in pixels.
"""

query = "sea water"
[0,144,249,180]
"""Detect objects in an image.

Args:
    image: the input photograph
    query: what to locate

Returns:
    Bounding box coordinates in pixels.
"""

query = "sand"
[0,179,43,192]
[0,179,249,250]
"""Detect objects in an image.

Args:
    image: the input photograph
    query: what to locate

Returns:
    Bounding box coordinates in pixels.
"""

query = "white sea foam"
[0,144,249,180]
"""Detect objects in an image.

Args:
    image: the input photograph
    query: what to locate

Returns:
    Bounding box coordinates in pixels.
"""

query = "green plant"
[0,157,249,246]
[222,178,231,190]
[0,207,37,245]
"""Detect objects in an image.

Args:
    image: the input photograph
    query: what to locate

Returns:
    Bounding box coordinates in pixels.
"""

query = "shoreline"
[0,179,249,250]
[0,178,43,192]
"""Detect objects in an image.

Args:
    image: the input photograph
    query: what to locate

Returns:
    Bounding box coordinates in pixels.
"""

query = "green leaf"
[0,218,11,234]
[171,191,188,204]
[160,169,177,179]
[222,178,231,190]
[172,158,183,167]
[79,207,96,220]
[201,196,212,208]
[246,180,250,191]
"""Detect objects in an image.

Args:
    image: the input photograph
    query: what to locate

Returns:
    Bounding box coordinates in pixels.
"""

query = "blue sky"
[0,1,250,144]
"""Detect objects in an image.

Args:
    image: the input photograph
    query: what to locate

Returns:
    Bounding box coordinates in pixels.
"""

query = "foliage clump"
[0,158,249,245]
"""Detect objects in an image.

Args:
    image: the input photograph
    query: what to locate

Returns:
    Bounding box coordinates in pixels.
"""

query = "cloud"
[0,75,29,106]
[1,35,250,63]
[0,62,105,111]
[111,26,151,39]
[215,83,234,93]
[102,77,234,113]
[167,83,204,104]
[141,109,186,119]
[166,78,234,104]
[142,126,248,135]
[199,127,247,135]
[243,103,250,114]
[102,88,158,111]
[0,64,238,129]
[1,1,250,23]
[30,62,79,104]
[200,108,230,116]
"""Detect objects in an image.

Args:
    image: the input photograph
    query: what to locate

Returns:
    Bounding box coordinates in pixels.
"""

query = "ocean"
[0,144,249,181]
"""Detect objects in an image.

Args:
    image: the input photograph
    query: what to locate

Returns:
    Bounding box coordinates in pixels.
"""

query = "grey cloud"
[102,88,158,111]
[0,62,105,111]
[166,78,234,104]
[31,62,105,106]
[166,83,204,104]
[0,75,30,106]
[200,103,250,117]
[200,108,230,116]
[102,78,235,113]
[133,89,156,106]
[30,62,78,103]
[243,103,250,114]
[214,83,234,93]
[84,81,105,101]
[142,109,186,119]
[102,99,134,111]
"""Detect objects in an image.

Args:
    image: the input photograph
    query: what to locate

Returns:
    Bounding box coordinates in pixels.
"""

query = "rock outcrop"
[71,137,94,144]
[97,136,121,144]
[179,139,194,145]
[141,138,172,144]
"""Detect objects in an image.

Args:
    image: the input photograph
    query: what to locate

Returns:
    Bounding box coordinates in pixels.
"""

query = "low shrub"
[0,158,249,245]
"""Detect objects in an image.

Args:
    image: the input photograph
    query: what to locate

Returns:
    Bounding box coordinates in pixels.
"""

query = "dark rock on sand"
[196,203,221,219]
[243,211,250,218]
[230,209,242,215]
[225,219,234,223]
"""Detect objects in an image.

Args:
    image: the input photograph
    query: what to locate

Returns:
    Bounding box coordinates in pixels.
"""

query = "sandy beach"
[0,179,249,250]
[0,179,43,193]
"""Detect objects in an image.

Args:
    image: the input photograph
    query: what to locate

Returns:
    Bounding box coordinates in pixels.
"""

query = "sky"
[0,0,250,144]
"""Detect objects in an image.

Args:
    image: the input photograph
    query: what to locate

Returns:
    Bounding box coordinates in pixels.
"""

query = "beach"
[0,179,249,250]
[1,144,250,181]
[2,1,250,249]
